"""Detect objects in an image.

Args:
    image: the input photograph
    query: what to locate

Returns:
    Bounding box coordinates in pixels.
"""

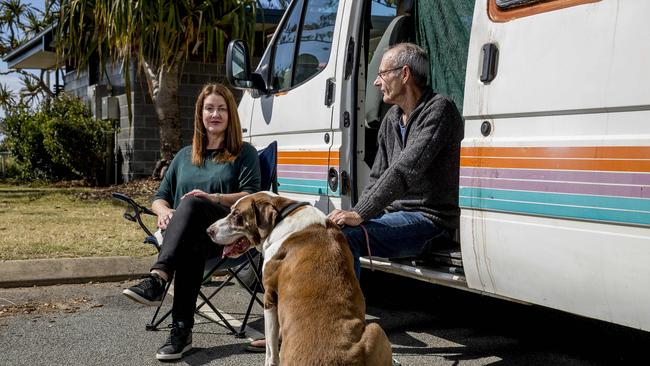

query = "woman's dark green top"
[154,142,261,208]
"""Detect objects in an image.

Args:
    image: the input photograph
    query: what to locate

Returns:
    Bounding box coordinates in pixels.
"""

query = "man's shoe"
[156,321,192,360]
[122,273,167,306]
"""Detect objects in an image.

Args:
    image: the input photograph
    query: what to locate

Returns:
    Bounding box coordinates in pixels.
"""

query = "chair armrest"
[112,192,156,237]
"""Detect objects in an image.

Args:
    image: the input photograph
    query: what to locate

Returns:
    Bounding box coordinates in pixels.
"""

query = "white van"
[225,0,650,332]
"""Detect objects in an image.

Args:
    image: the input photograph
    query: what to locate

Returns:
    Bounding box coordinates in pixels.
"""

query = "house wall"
[64,60,233,183]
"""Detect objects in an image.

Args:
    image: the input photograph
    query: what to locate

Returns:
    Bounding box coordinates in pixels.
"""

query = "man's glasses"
[376,65,404,81]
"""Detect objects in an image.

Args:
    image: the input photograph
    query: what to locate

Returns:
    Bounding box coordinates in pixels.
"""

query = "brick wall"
[65,60,234,183]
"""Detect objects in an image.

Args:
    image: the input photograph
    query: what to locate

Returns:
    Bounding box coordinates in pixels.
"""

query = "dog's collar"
[276,201,310,224]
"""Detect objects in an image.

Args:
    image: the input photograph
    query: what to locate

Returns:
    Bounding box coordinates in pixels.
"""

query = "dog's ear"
[253,200,278,241]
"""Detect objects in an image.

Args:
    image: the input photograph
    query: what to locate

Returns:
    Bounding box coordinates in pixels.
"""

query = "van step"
[360,256,468,290]
[391,258,465,276]
[417,248,463,267]
[429,248,462,259]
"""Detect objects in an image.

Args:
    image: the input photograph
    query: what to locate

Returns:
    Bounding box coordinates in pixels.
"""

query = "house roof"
[3,25,58,70]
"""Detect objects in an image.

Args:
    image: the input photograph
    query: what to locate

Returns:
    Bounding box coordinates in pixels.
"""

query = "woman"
[122,83,261,361]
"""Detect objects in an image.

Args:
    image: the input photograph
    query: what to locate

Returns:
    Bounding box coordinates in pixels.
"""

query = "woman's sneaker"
[122,273,167,306]
[156,320,192,360]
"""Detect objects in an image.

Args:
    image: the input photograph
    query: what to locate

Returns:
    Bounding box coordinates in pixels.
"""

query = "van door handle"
[324,78,335,106]
[480,43,499,83]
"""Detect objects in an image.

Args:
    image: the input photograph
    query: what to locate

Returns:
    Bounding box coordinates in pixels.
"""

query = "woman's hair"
[191,83,243,165]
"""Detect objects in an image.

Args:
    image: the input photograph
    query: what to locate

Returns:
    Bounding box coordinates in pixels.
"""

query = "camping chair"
[112,141,277,337]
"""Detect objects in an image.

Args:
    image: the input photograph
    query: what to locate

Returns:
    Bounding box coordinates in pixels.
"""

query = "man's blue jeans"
[342,211,449,279]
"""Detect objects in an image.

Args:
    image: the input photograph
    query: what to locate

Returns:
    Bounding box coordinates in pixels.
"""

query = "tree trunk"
[143,58,183,179]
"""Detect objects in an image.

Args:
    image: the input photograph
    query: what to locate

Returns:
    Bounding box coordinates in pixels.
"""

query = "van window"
[489,0,599,22]
[496,0,542,8]
[269,0,340,90]
[368,1,398,63]
[293,0,338,85]
[270,1,303,90]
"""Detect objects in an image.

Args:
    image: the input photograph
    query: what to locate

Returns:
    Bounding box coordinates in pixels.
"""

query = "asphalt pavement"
[1,259,649,365]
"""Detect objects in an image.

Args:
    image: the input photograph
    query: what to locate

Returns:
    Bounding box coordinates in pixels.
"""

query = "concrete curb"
[0,255,157,288]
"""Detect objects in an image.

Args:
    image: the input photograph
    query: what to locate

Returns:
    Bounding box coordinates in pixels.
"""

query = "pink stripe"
[280,171,328,180]
[461,167,650,185]
[460,177,650,199]
[278,164,328,173]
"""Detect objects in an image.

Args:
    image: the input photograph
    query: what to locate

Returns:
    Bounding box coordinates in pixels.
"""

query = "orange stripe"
[461,157,650,172]
[278,158,340,166]
[461,146,650,159]
[278,151,340,158]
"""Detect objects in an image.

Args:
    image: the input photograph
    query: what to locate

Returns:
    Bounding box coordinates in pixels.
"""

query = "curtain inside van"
[415,0,475,114]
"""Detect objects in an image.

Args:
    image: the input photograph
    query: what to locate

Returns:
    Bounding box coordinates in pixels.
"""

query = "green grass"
[0,184,158,260]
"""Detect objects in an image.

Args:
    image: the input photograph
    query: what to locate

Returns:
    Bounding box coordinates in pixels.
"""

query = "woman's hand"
[327,209,363,227]
[157,209,176,230]
[182,189,222,204]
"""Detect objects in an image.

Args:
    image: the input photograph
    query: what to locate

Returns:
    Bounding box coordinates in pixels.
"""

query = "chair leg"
[238,278,261,337]
[194,267,245,335]
[146,281,172,331]
[146,254,265,336]
[197,290,239,335]
[237,251,265,336]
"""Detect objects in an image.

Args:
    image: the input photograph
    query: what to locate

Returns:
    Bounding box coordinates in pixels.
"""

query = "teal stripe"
[460,187,650,212]
[460,189,650,226]
[278,177,339,196]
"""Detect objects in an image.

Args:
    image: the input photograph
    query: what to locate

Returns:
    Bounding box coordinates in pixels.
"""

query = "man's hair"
[388,43,429,89]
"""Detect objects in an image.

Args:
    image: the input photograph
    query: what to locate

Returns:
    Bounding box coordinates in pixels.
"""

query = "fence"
[0,151,10,177]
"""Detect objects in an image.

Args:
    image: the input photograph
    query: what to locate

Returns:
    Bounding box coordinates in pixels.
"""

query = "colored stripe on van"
[460,146,650,226]
[461,146,650,172]
[277,151,340,196]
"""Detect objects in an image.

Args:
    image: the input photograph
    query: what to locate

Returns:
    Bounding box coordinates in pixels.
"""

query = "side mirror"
[226,40,266,93]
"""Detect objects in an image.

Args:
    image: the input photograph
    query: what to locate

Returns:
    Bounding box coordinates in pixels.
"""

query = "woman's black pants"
[151,196,228,327]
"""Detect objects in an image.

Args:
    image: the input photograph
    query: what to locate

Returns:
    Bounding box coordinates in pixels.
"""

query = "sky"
[0,0,46,120]
[0,1,288,120]
[0,0,391,121]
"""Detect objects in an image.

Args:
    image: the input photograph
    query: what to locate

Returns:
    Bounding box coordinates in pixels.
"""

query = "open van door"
[237,0,350,212]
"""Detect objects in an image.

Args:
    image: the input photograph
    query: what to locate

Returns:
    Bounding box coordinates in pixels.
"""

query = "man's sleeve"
[353,98,457,220]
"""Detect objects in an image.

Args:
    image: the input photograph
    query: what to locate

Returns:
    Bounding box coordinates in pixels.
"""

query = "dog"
[207,191,392,366]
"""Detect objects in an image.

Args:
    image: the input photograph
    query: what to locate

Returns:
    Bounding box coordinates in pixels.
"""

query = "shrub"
[1,104,71,180]
[0,94,114,184]
[41,94,114,184]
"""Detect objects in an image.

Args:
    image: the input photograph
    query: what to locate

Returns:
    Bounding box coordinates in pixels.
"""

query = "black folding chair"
[113,141,277,337]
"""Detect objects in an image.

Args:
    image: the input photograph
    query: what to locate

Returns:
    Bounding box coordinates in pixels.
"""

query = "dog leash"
[359,224,374,271]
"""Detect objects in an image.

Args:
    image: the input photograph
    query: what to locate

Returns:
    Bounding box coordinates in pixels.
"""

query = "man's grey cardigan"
[353,89,464,231]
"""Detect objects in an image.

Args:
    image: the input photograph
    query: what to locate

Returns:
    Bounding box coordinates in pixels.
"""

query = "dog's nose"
[206,226,215,237]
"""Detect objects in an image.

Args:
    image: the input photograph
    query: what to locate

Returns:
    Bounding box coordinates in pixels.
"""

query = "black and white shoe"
[122,273,167,306]
[156,321,192,360]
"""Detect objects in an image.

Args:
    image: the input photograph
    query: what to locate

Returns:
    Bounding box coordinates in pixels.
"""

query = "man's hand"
[327,209,363,227]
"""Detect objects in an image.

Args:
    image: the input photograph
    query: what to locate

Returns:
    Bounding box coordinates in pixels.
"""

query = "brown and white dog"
[207,191,392,366]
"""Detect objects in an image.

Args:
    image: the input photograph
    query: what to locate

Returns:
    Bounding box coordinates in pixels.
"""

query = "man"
[246,42,463,354]
[328,42,463,278]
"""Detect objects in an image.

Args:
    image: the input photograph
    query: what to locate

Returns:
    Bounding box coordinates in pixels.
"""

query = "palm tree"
[0,0,57,109]
[57,0,257,175]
